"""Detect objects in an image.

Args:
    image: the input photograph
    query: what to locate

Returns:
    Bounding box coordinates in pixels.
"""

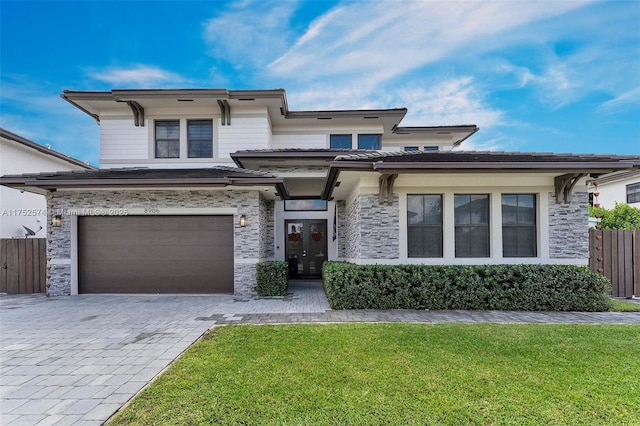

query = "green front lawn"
[610,299,640,312]
[111,324,640,425]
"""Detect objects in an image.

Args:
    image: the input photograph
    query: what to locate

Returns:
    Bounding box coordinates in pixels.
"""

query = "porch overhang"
[321,151,640,203]
[0,168,290,200]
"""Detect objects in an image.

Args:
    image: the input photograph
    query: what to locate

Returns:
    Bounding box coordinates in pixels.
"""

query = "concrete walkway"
[1,280,639,425]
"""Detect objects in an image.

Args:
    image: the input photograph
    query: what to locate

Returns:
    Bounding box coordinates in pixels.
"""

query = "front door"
[285,219,327,278]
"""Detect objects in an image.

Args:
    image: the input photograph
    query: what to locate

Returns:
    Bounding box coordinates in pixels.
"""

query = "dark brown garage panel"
[78,216,233,293]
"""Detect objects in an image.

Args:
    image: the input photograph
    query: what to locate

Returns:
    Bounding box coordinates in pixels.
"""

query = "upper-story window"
[155,120,180,158]
[188,120,213,158]
[627,182,640,203]
[357,134,381,150]
[330,134,352,149]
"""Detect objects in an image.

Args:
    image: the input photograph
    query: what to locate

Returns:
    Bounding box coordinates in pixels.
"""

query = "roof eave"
[285,108,407,120]
[0,127,96,169]
[371,161,638,172]
[1,177,285,189]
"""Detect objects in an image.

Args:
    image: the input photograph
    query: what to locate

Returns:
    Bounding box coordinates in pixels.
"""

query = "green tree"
[589,202,640,230]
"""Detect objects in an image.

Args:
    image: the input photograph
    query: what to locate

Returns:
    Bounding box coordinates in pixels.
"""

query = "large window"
[454,194,490,257]
[628,183,640,203]
[357,134,381,149]
[155,120,180,158]
[407,195,443,257]
[502,194,537,257]
[188,120,213,158]
[330,134,352,149]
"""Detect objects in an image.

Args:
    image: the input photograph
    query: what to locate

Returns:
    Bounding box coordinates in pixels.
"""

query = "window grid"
[502,194,537,257]
[187,120,213,158]
[454,194,490,258]
[155,120,180,158]
[628,183,640,203]
[407,194,443,258]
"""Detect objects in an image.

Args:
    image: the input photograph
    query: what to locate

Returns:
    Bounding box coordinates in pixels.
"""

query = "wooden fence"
[0,238,46,294]
[589,230,638,298]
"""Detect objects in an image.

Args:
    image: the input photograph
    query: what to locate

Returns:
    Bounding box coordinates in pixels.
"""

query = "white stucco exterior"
[588,170,640,209]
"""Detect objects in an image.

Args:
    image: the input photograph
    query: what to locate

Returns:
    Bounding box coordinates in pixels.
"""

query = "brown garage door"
[78,215,233,293]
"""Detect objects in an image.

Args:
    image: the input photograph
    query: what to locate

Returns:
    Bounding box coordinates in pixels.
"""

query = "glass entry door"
[285,219,327,278]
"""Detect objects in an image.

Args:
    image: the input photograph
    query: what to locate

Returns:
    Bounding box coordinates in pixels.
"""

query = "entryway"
[285,219,327,278]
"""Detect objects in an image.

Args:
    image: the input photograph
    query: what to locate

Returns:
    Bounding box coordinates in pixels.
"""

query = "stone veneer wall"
[47,189,265,296]
[337,200,347,258]
[548,191,589,259]
[343,194,400,260]
[344,196,361,259]
[259,194,275,260]
[358,194,400,259]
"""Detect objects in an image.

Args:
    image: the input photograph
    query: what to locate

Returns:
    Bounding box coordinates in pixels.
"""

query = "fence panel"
[0,238,46,294]
[589,230,636,298]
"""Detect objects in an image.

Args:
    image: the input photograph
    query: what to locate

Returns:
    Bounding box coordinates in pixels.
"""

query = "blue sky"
[1,0,639,166]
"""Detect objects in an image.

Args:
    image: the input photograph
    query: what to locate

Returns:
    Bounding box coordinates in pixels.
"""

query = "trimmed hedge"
[255,261,288,296]
[322,263,612,312]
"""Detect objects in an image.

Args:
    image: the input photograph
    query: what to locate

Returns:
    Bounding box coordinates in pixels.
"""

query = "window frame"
[454,194,490,258]
[627,183,640,204]
[284,199,328,211]
[501,194,537,258]
[357,134,381,150]
[407,194,443,258]
[187,119,213,158]
[329,134,352,149]
[154,120,180,159]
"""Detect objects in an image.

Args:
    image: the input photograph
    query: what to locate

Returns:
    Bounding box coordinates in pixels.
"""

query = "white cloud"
[268,0,589,85]
[90,65,186,87]
[394,78,502,128]
[596,87,640,116]
[0,76,99,165]
[203,0,299,69]
[454,136,508,152]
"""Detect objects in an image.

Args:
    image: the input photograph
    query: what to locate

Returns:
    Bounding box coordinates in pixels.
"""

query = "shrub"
[322,263,612,312]
[255,261,288,296]
[589,202,640,230]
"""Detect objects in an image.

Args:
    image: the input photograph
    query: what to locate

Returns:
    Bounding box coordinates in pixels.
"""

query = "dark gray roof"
[322,150,640,200]
[334,150,640,166]
[231,149,379,168]
[0,166,289,198]
[0,128,96,170]
[233,148,378,156]
[1,166,274,181]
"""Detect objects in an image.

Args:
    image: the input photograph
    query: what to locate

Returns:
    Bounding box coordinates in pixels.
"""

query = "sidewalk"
[199,279,640,325]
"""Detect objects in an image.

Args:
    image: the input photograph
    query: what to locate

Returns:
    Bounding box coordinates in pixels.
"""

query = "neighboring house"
[0,128,95,239]
[1,88,639,296]
[587,169,640,209]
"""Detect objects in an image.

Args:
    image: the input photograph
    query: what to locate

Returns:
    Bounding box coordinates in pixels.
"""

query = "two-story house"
[1,88,638,296]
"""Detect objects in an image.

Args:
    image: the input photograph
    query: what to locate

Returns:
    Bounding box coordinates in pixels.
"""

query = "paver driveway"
[0,286,329,426]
